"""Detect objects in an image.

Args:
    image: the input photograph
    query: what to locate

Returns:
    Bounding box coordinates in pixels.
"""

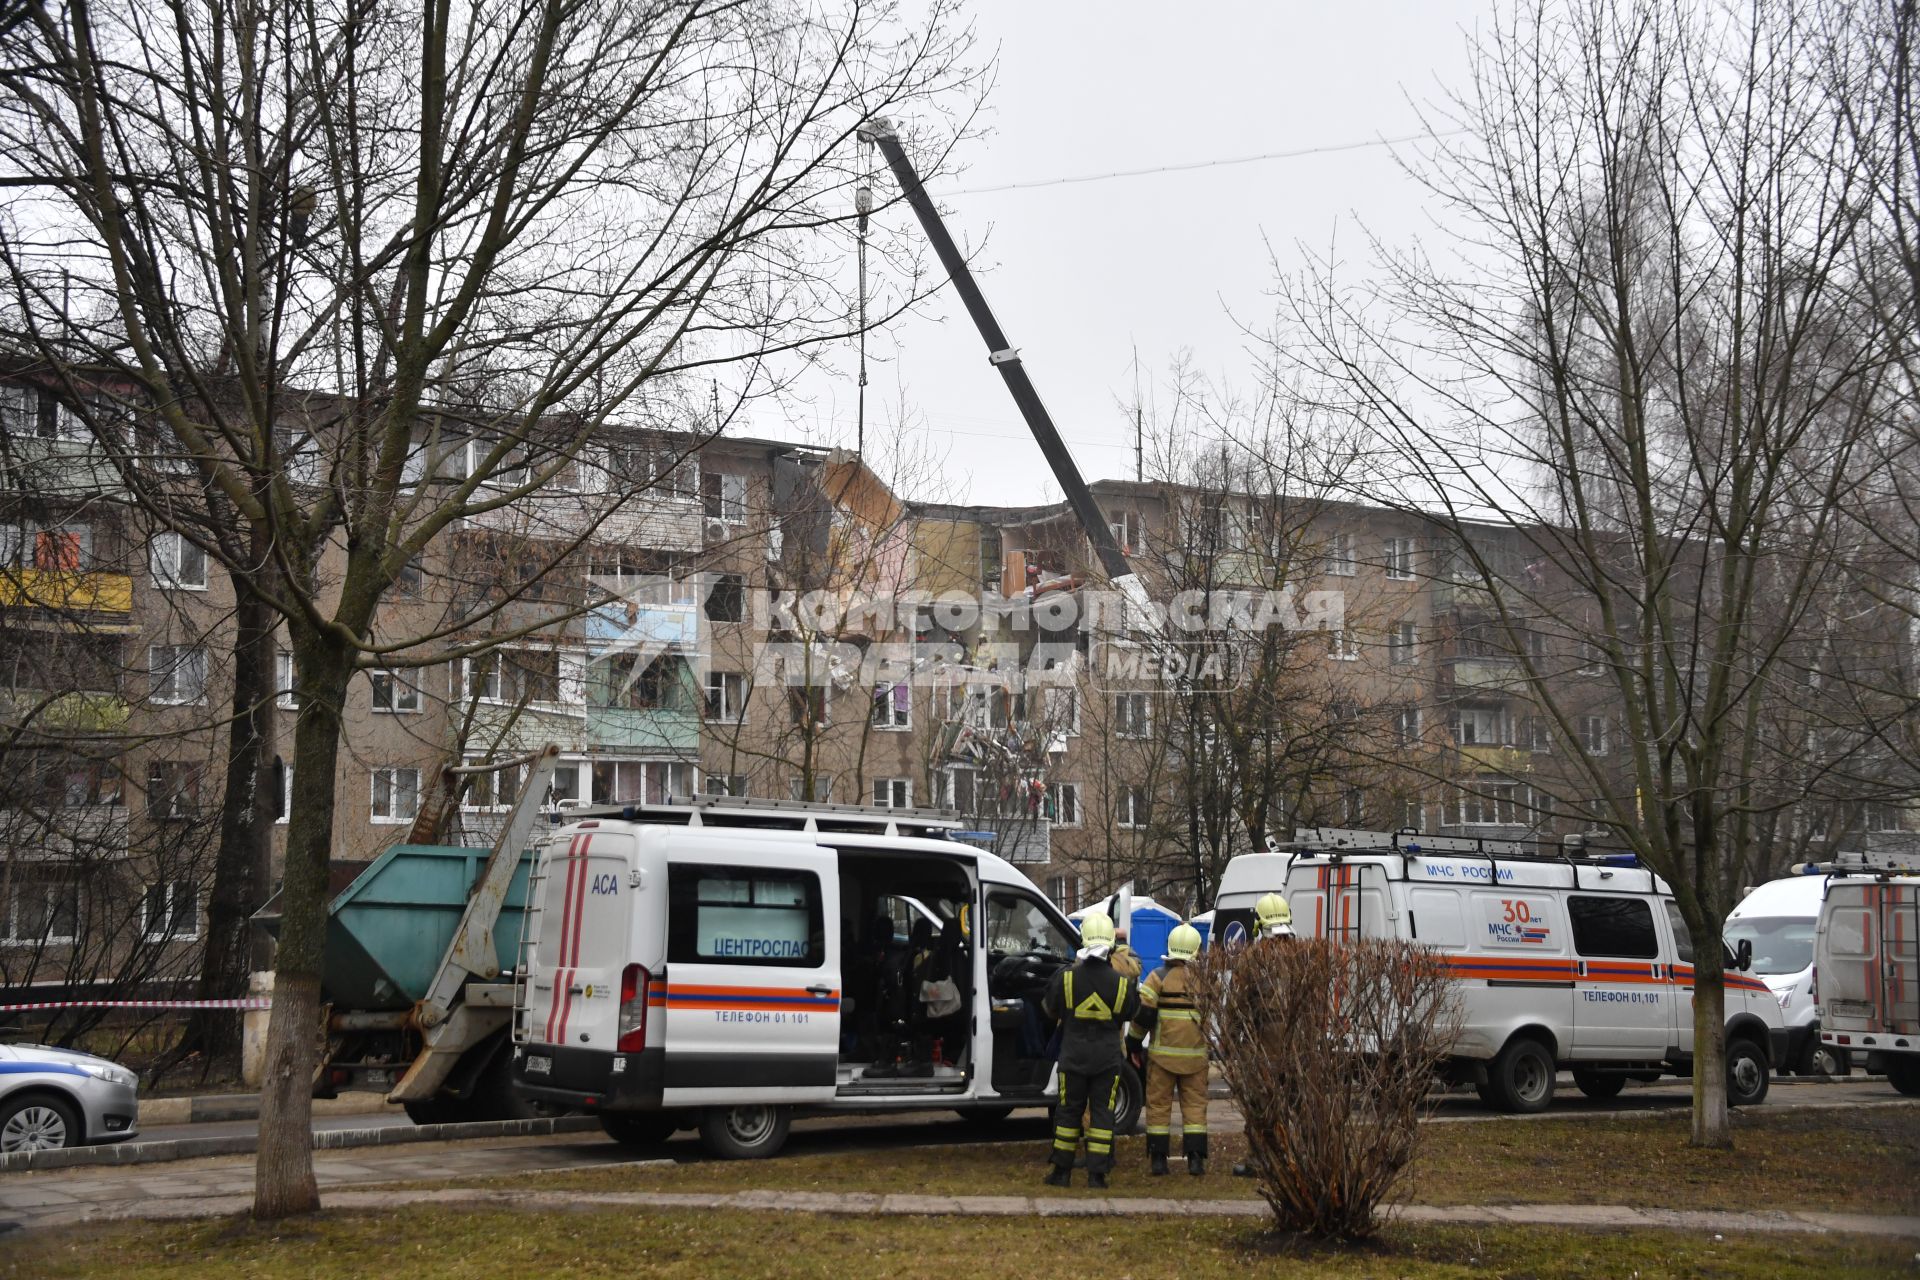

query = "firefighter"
[1232,892,1295,1178]
[1041,911,1140,1189]
[1128,922,1210,1176]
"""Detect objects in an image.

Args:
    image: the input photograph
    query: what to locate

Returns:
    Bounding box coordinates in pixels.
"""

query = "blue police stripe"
[0,1061,87,1076]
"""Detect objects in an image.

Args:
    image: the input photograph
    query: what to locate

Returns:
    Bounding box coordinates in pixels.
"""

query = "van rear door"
[658,841,841,1105]
[522,827,635,1053]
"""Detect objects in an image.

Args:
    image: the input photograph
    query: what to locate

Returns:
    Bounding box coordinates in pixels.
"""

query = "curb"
[0,1115,601,1174]
[135,1092,400,1127]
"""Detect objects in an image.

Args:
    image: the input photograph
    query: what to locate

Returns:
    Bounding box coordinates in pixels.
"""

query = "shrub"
[1190,937,1457,1240]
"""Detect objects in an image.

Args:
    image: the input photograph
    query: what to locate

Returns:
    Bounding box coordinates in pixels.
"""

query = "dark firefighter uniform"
[1129,951,1209,1171]
[1042,944,1141,1184]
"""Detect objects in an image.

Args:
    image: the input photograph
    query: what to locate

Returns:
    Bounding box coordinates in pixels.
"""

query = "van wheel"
[1486,1038,1555,1113]
[1887,1057,1920,1097]
[1112,1062,1144,1136]
[600,1112,678,1150]
[699,1104,791,1159]
[1726,1039,1769,1106]
[1572,1068,1626,1101]
[1798,1041,1847,1078]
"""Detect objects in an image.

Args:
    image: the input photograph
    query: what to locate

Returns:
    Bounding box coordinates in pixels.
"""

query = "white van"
[1815,868,1920,1097]
[1215,829,1786,1113]
[510,796,1139,1157]
[1726,874,1844,1076]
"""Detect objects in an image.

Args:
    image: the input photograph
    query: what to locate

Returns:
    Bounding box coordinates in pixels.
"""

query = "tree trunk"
[252,642,351,1219]
[1689,954,1730,1148]
[192,588,277,1078]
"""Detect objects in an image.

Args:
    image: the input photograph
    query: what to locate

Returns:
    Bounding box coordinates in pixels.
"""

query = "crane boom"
[857,118,1150,611]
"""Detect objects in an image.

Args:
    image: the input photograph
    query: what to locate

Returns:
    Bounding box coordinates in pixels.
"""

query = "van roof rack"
[1288,826,1653,891]
[552,793,968,841]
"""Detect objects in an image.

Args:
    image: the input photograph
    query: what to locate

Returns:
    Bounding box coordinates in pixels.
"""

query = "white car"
[0,1042,140,1153]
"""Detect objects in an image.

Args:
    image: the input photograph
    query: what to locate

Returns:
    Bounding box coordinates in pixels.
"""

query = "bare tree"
[0,0,980,1214]
[1279,0,1907,1146]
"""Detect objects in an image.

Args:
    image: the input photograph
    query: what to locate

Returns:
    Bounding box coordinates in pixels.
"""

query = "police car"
[511,796,1143,1156]
[1213,828,1786,1112]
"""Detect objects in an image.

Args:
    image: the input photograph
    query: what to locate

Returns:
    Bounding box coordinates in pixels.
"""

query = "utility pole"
[1135,405,1143,483]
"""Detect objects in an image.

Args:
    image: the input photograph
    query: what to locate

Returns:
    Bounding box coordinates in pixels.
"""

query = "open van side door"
[658,840,841,1105]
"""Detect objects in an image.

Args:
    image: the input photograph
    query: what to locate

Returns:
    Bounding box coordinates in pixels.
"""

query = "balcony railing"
[0,570,133,614]
[464,491,702,552]
[957,815,1051,865]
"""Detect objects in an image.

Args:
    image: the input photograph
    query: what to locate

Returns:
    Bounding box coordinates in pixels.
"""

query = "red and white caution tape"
[0,998,272,1014]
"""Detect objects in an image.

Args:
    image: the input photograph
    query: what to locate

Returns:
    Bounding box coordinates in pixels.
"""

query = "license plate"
[525,1054,552,1076]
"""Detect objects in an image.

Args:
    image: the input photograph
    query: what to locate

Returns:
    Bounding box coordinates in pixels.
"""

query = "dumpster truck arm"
[856,117,1151,614]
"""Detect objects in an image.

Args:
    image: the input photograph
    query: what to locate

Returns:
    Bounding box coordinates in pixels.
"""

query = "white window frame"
[141,880,200,943]
[1452,705,1509,747]
[370,667,422,714]
[870,682,912,730]
[705,670,747,723]
[705,773,749,798]
[3,873,78,946]
[1344,787,1365,824]
[1328,627,1360,661]
[789,773,834,803]
[872,777,912,809]
[702,470,748,523]
[276,763,293,825]
[1384,536,1416,581]
[1403,798,1426,831]
[275,651,298,709]
[370,767,421,825]
[1117,785,1149,830]
[1048,781,1081,827]
[149,644,207,705]
[1326,530,1356,577]
[1579,715,1609,756]
[1048,687,1081,737]
[1388,621,1418,665]
[149,532,208,590]
[1394,705,1422,746]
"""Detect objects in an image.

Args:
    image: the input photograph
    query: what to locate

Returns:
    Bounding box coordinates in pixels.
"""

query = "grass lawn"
[406,1104,1920,1216]
[4,1207,1910,1280]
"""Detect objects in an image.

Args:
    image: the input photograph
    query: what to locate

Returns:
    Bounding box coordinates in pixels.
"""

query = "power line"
[943,128,1468,197]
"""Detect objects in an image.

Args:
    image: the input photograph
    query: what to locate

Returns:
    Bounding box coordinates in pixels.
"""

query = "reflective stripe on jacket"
[1130,963,1207,1074]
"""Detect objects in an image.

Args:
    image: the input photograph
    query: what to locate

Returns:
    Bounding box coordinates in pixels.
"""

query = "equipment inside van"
[1213,828,1786,1113]
[510,796,1142,1157]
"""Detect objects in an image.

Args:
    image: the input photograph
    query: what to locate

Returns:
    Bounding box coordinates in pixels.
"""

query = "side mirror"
[1736,938,1753,972]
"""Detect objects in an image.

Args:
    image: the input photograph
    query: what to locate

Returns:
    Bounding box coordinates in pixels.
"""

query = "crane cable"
[854,142,875,457]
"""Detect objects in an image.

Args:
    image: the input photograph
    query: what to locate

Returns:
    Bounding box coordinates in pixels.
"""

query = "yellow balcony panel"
[2,691,131,733]
[0,569,133,614]
[1458,744,1533,775]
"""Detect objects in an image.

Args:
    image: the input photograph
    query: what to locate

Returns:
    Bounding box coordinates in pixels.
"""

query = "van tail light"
[618,963,650,1052]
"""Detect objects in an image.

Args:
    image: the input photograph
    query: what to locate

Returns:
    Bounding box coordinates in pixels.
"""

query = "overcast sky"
[738,0,1492,505]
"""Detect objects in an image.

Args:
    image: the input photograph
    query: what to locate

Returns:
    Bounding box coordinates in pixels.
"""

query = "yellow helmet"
[1078,911,1116,948]
[1255,893,1293,937]
[1166,923,1203,961]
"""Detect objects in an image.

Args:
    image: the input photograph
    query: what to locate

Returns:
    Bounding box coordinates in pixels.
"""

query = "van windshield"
[1724,916,1814,975]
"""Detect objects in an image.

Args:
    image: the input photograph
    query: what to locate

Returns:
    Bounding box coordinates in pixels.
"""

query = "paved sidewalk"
[13,1183,1920,1242]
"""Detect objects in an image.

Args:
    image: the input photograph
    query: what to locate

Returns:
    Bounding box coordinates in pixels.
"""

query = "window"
[148,645,207,705]
[787,685,828,728]
[872,777,911,809]
[1117,785,1149,829]
[871,682,911,729]
[146,761,200,820]
[1047,687,1081,736]
[1452,781,1520,826]
[1344,787,1365,824]
[1114,692,1152,738]
[705,671,746,723]
[1576,624,1603,676]
[3,869,78,945]
[789,774,833,802]
[9,751,122,808]
[1525,714,1553,754]
[705,773,748,798]
[1384,536,1416,580]
[705,573,745,623]
[370,668,421,713]
[142,881,200,942]
[1044,875,1085,914]
[1578,715,1609,756]
[591,759,696,805]
[1663,901,1695,964]
[1403,798,1425,831]
[1388,621,1418,665]
[945,767,980,815]
[1325,530,1356,576]
[467,650,562,705]
[1328,627,1359,661]
[668,863,823,967]
[32,523,91,571]
[1864,801,1904,833]
[275,759,292,824]
[701,471,748,523]
[1108,510,1146,555]
[275,651,298,709]
[1048,781,1080,827]
[1394,705,1422,746]
[392,555,426,597]
[596,652,681,711]
[0,384,37,438]
[1568,895,1658,959]
[459,759,522,811]
[371,767,421,825]
[150,532,207,589]
[1450,705,1509,746]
